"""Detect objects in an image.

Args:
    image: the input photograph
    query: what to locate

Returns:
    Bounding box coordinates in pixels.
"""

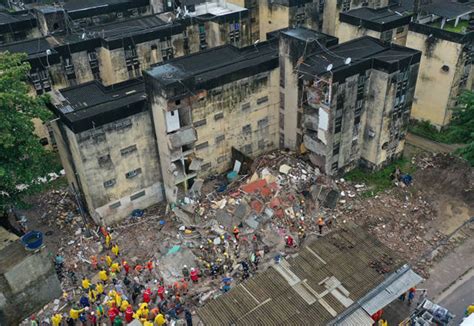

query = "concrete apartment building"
[49,79,163,225]
[145,40,280,203]
[0,1,250,94]
[332,0,474,129]
[322,0,390,36]
[49,27,421,224]
[407,1,474,128]
[279,29,420,173]
[226,0,324,42]
[337,4,413,46]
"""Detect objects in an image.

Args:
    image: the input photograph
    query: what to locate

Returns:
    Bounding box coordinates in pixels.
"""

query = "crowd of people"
[40,228,200,326]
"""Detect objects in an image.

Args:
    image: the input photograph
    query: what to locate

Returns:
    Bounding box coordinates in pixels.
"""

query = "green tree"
[0,52,56,233]
[448,91,474,165]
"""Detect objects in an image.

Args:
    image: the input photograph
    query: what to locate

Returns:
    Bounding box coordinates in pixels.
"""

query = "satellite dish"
[81,33,86,39]
[326,63,333,72]
[254,39,260,45]
[345,57,352,65]
[46,49,52,55]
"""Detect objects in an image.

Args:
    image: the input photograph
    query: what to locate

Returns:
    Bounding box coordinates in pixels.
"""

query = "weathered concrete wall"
[406,30,464,128]
[323,0,389,37]
[336,22,381,43]
[279,38,300,151]
[63,111,164,225]
[0,241,61,325]
[191,70,280,176]
[259,3,290,41]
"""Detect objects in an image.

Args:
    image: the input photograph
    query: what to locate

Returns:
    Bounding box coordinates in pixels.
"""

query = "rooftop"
[0,11,36,25]
[146,40,279,95]
[53,79,146,133]
[299,36,421,81]
[197,225,422,325]
[420,0,474,19]
[339,6,413,32]
[63,0,141,12]
[84,14,169,41]
[190,1,246,18]
[0,37,56,59]
[280,27,339,46]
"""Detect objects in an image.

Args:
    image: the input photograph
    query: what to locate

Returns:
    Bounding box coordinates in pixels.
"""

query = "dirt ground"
[16,148,474,322]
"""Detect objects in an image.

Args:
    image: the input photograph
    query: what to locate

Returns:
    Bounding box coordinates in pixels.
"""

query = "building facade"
[50,27,421,224]
[279,29,420,173]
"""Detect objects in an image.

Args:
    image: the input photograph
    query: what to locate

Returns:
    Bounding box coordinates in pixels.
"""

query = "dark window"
[396,27,404,34]
[279,92,285,110]
[279,112,285,130]
[215,135,225,143]
[214,112,224,120]
[115,119,132,130]
[280,59,285,88]
[104,179,116,188]
[335,117,342,133]
[130,190,146,201]
[258,139,265,149]
[341,0,351,12]
[242,124,252,134]
[195,141,209,150]
[98,154,111,166]
[121,144,137,156]
[194,119,207,127]
[279,133,285,148]
[257,96,268,105]
[125,168,142,179]
[109,201,121,209]
[241,102,251,111]
[257,117,269,128]
[333,143,340,156]
[331,161,338,171]
[354,116,361,125]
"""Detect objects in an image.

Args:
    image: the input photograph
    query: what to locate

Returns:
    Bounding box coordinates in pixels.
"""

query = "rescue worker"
[182,265,190,281]
[99,269,108,283]
[154,313,166,326]
[285,235,295,248]
[82,277,91,290]
[190,268,199,283]
[233,226,240,240]
[125,305,134,323]
[51,313,62,326]
[143,288,152,304]
[317,217,325,234]
[111,244,120,257]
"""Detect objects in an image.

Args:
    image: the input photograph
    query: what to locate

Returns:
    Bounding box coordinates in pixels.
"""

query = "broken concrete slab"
[245,215,259,229]
[159,246,197,283]
[172,207,193,225]
[189,158,203,171]
[168,127,197,148]
[279,164,292,175]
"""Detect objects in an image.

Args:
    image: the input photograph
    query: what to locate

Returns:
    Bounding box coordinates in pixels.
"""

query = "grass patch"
[408,120,454,143]
[345,158,415,197]
[430,20,469,34]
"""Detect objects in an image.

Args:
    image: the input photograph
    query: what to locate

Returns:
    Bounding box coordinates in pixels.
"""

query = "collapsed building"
[49,27,421,224]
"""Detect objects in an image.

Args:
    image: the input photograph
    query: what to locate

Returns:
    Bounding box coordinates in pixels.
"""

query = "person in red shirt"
[122,260,130,274]
[157,285,165,300]
[125,305,134,323]
[143,288,152,304]
[88,311,97,326]
[285,235,295,248]
[146,261,153,273]
[108,303,120,323]
[190,268,199,283]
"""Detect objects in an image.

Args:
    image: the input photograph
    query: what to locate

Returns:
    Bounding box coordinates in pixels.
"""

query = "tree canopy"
[448,91,474,165]
[0,52,57,212]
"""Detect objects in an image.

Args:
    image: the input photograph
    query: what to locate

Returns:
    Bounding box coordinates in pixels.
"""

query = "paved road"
[438,271,474,325]
[405,133,461,153]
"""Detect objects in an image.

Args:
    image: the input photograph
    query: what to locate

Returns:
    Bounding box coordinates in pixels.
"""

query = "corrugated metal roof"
[198,225,412,325]
[337,308,373,326]
[360,265,424,315]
